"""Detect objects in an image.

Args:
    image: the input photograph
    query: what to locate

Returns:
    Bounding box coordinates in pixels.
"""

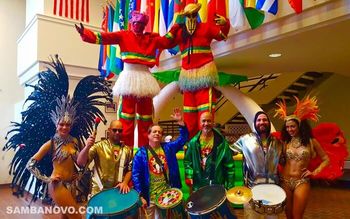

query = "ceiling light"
[269,53,282,58]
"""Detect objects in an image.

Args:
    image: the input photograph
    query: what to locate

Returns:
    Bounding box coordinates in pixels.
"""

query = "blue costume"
[132,125,189,205]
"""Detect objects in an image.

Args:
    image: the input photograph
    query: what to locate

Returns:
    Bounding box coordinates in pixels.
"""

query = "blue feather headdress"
[3,55,112,201]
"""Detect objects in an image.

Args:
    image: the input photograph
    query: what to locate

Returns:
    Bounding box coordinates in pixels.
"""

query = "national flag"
[159,0,169,35]
[153,0,161,33]
[256,0,278,15]
[98,6,108,78]
[197,0,208,23]
[241,0,265,29]
[288,0,302,14]
[228,0,246,29]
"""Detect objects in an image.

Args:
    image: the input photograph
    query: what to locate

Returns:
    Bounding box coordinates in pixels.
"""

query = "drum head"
[155,188,183,209]
[251,184,286,205]
[88,188,139,215]
[185,185,226,215]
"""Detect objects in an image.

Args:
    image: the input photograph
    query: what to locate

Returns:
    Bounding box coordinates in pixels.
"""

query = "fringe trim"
[178,61,218,91]
[113,64,160,98]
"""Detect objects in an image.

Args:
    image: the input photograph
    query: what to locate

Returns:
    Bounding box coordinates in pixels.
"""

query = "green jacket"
[184,128,235,191]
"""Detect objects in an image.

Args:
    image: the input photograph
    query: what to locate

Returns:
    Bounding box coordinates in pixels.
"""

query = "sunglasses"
[111,128,123,133]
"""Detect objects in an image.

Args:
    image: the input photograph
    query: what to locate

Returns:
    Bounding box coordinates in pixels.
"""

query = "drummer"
[230,111,283,219]
[77,120,133,196]
[132,108,189,218]
[184,112,235,192]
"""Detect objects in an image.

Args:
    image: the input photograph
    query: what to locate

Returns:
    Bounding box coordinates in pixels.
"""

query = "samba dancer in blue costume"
[4,55,112,218]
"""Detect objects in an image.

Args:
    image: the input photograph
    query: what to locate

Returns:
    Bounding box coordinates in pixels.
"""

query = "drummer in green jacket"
[184,112,235,192]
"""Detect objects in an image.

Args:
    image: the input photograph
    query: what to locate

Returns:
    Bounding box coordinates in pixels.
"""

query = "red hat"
[129,11,149,25]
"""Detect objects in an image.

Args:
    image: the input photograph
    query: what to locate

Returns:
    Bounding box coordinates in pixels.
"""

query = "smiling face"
[255,113,270,135]
[285,119,300,137]
[56,121,72,137]
[148,125,163,146]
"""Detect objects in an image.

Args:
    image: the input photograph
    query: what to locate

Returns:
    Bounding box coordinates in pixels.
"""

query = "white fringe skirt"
[113,63,160,98]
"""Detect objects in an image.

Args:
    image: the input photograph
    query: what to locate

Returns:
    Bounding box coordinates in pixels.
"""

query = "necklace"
[290,137,302,149]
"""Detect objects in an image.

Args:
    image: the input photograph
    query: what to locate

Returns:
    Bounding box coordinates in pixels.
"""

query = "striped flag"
[241,0,265,29]
[53,0,90,22]
[256,0,278,15]
[98,6,108,78]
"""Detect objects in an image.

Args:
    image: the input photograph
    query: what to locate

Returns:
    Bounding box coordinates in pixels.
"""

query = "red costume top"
[169,21,230,70]
[80,29,175,68]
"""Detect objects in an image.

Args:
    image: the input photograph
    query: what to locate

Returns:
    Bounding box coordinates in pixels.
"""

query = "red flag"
[288,0,302,14]
[207,0,227,25]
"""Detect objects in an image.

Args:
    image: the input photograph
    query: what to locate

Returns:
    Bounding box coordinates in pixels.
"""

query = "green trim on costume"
[152,69,181,83]
[136,114,152,122]
[152,70,248,86]
[218,72,248,86]
[95,32,102,44]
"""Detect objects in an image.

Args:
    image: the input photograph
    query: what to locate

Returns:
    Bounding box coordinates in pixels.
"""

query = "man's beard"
[257,125,269,135]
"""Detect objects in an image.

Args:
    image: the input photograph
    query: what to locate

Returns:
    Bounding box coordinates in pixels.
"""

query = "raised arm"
[209,14,230,41]
[75,22,122,45]
[166,108,189,153]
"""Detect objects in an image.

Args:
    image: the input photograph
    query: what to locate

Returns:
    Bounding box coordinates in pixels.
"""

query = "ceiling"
[215,18,350,78]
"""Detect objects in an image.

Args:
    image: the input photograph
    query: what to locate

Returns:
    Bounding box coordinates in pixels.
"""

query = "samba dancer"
[275,96,329,219]
[231,111,283,219]
[5,56,112,219]
[132,108,188,218]
[77,120,133,196]
[184,112,235,192]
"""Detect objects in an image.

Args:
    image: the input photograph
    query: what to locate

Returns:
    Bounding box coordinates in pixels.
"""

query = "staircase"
[224,71,332,127]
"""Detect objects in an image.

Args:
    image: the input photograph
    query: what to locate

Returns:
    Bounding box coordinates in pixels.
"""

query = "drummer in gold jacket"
[184,112,235,192]
[77,120,133,196]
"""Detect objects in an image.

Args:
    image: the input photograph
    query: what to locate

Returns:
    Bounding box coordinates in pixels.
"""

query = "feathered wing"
[70,75,113,144]
[3,55,68,201]
[3,55,112,202]
[309,123,348,180]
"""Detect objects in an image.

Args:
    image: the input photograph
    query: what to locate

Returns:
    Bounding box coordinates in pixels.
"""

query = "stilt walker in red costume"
[166,3,230,138]
[76,11,178,147]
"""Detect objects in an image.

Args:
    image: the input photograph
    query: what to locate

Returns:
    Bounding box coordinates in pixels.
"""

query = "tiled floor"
[0,183,349,219]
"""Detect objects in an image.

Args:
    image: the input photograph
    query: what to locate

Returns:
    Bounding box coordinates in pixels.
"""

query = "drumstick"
[93,117,101,137]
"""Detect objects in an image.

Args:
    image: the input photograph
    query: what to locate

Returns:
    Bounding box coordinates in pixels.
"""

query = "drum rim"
[155,188,183,209]
[251,183,286,204]
[185,185,227,215]
[87,188,140,216]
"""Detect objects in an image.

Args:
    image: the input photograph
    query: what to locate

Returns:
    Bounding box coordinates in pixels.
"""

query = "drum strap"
[117,146,126,183]
[146,145,169,186]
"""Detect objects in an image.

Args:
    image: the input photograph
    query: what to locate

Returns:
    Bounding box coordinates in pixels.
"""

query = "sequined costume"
[4,55,111,206]
[231,133,283,188]
[88,139,133,196]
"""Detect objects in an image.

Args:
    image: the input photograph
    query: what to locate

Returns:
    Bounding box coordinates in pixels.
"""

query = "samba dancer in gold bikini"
[275,96,329,219]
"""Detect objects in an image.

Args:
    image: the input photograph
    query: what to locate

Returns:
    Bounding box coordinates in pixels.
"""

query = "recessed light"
[269,53,282,58]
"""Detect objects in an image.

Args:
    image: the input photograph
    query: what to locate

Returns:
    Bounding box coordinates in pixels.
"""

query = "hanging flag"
[288,0,302,14]
[153,0,161,33]
[197,0,208,23]
[53,0,90,22]
[241,0,265,29]
[256,0,278,15]
[98,6,108,78]
[159,0,169,35]
[229,0,246,29]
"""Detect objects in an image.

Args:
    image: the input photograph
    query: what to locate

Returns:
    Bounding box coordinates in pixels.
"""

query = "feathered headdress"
[274,96,320,123]
[3,55,112,202]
